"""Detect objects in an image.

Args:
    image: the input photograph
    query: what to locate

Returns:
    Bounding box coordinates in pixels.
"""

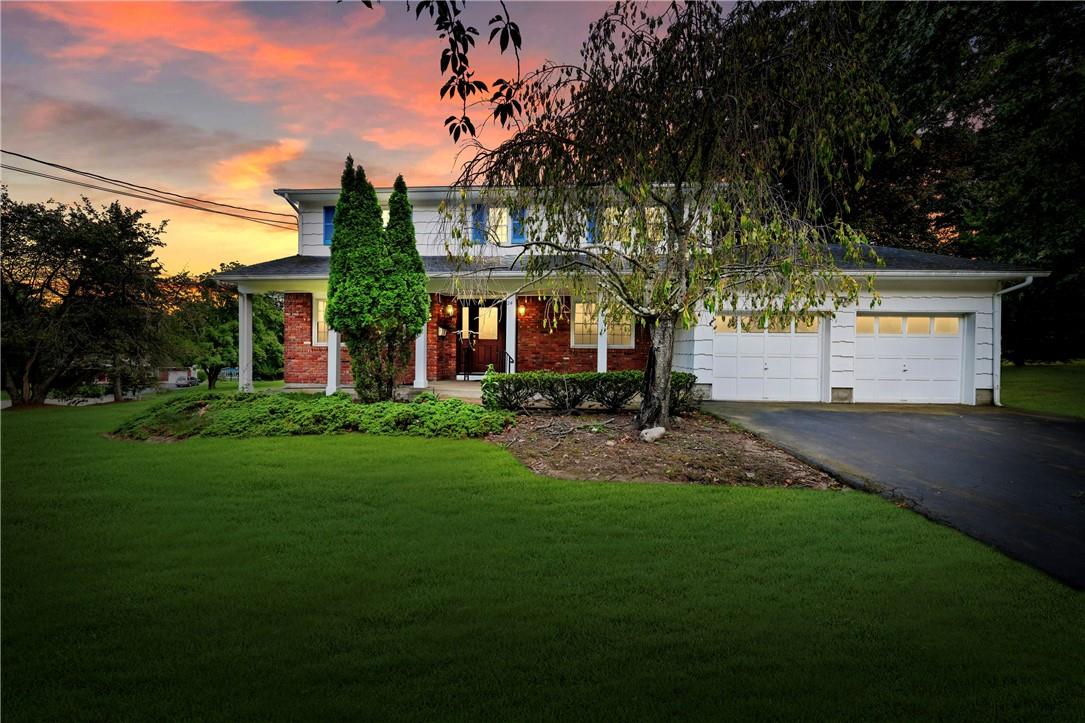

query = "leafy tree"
[1,188,168,405]
[447,2,891,428]
[844,2,1085,362]
[354,0,524,139]
[165,263,283,389]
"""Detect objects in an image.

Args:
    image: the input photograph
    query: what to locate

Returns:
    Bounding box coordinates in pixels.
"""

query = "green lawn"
[1001,361,1085,418]
[2,399,1082,721]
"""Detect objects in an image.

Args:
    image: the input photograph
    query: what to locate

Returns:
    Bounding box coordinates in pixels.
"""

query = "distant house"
[218,186,1046,405]
[158,366,198,387]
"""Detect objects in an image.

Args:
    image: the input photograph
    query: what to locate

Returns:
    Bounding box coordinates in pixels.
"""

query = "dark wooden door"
[459,301,505,374]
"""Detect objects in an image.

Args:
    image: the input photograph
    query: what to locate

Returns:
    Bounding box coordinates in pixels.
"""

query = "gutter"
[993,275,1035,406]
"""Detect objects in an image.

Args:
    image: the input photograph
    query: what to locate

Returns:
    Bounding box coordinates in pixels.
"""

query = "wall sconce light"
[444,303,455,317]
[517,303,526,317]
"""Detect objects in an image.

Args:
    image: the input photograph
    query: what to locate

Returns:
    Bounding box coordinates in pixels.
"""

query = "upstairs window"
[323,206,335,245]
[585,206,597,245]
[510,208,526,245]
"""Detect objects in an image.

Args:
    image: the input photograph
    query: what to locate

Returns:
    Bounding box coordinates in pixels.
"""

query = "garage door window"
[796,317,820,334]
[878,316,903,335]
[934,317,959,335]
[856,316,875,335]
[906,316,931,335]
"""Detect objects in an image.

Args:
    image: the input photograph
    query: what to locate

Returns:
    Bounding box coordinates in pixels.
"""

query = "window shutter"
[471,204,488,243]
[323,206,335,245]
[511,209,526,245]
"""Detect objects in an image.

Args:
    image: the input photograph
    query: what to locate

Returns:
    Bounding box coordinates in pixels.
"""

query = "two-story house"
[218,185,1045,405]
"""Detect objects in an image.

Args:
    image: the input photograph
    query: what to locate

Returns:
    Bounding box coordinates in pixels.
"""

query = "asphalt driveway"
[704,402,1085,588]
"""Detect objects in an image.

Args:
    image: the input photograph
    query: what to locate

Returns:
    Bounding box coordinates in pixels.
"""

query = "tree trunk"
[206,366,221,390]
[112,355,125,402]
[636,314,677,430]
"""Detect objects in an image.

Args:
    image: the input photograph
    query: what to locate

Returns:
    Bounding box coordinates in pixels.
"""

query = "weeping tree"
[445,1,894,428]
[326,158,428,401]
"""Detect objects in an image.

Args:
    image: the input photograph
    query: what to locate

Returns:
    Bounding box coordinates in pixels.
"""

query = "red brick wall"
[284,293,353,385]
[514,296,649,373]
[428,294,460,381]
[283,292,649,385]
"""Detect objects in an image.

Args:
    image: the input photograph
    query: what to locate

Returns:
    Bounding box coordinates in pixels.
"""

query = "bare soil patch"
[491,411,841,489]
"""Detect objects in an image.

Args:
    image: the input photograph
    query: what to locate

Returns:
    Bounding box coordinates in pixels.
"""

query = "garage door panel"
[713,356,737,378]
[765,335,791,355]
[738,336,764,356]
[737,356,765,377]
[713,336,737,357]
[790,357,819,380]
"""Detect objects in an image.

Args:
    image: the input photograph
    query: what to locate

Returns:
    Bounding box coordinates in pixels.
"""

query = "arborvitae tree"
[326,155,389,402]
[375,175,430,397]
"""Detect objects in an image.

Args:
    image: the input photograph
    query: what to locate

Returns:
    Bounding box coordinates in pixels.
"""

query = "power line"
[1,149,298,220]
[1,164,298,231]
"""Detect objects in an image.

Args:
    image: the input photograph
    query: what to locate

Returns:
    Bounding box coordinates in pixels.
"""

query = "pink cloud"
[214,138,309,190]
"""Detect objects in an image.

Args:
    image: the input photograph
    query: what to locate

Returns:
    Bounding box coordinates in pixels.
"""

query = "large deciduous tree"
[446,1,891,428]
[843,2,1085,363]
[166,263,283,389]
[1,189,168,406]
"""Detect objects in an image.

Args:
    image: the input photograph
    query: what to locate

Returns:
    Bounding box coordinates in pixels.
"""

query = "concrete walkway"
[704,402,1085,588]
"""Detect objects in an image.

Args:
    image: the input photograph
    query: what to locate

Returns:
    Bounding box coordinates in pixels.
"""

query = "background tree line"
[1,189,283,406]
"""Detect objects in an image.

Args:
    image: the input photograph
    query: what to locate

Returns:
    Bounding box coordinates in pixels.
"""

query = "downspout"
[993,275,1034,406]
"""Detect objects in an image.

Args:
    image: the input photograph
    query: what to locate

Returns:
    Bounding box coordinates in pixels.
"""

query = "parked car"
[175,376,201,388]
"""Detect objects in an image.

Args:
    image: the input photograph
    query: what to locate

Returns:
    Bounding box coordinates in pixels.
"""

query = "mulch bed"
[490,411,842,489]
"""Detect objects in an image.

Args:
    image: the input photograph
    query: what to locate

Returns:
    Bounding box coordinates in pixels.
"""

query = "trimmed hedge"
[114,391,514,440]
[482,369,700,414]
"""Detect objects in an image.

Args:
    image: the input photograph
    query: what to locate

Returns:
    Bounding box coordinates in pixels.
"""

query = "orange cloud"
[215,138,308,190]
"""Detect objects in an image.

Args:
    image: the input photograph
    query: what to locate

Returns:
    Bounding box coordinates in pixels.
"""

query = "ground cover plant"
[1000,361,1085,419]
[2,396,1083,721]
[113,390,513,440]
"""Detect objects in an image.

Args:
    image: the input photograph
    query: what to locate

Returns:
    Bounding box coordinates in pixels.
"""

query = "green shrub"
[535,371,594,411]
[588,370,642,411]
[481,369,702,414]
[114,392,514,440]
[668,371,700,416]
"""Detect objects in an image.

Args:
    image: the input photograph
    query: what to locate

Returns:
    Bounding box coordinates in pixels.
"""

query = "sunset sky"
[1,1,608,272]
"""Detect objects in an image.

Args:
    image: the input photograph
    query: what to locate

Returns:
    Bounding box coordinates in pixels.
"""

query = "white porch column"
[504,295,517,373]
[238,291,254,392]
[325,327,341,395]
[596,307,608,373]
[413,330,427,388]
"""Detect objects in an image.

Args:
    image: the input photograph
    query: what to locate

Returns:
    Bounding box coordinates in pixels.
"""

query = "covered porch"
[234,282,628,395]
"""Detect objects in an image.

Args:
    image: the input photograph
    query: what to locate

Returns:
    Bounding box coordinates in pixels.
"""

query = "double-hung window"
[570,301,635,349]
[313,298,329,344]
[323,206,335,245]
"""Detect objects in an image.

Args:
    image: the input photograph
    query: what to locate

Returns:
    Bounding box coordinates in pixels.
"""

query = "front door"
[458,301,505,375]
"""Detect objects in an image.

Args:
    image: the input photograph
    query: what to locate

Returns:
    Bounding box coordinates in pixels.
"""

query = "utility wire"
[1,164,298,231]
[1,149,297,220]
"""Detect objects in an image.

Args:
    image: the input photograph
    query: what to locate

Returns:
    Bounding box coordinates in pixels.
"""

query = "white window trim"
[569,300,635,349]
[312,296,346,348]
[312,296,328,346]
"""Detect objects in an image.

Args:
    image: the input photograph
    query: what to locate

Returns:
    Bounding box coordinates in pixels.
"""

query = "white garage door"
[854,315,963,403]
[712,314,822,401]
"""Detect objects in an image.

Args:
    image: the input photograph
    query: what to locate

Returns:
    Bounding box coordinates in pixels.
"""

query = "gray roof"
[216,244,1045,282]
